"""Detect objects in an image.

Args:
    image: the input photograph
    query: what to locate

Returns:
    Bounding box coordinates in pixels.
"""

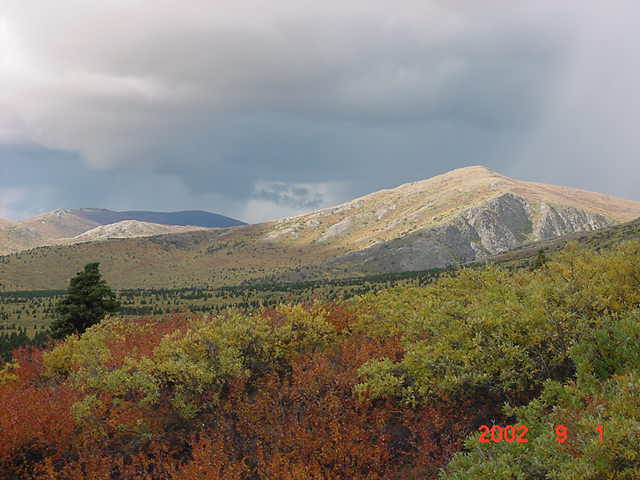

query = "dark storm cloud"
[1,0,639,222]
[0,144,105,218]
[0,143,235,219]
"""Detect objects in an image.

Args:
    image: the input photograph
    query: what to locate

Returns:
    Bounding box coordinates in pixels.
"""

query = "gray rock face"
[317,216,355,242]
[458,193,532,254]
[331,193,615,273]
[534,203,612,240]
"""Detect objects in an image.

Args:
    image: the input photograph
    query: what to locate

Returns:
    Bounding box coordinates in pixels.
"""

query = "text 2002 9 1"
[478,424,604,444]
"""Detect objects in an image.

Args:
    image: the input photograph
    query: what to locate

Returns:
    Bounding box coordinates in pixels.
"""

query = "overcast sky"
[1,1,638,223]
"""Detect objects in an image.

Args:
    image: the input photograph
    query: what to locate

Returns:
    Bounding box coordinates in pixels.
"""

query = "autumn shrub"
[1,239,639,479]
[0,347,77,480]
[354,241,640,409]
[440,309,640,480]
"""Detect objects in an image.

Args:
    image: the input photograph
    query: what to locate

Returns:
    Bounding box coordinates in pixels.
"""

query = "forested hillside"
[1,240,639,479]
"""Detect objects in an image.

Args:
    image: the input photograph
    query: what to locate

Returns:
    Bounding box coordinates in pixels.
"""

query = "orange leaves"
[0,383,76,479]
[175,434,245,480]
[323,301,362,333]
[9,345,48,384]
[35,454,115,480]
[220,339,407,479]
[104,314,192,368]
[0,306,476,479]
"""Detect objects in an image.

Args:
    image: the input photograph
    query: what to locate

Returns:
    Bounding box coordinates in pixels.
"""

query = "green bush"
[354,241,640,407]
[44,304,337,421]
[441,310,640,480]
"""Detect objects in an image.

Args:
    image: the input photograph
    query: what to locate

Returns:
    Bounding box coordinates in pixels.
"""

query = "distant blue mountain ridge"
[71,208,246,228]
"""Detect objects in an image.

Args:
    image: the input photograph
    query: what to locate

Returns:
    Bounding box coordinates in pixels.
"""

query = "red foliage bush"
[0,384,76,479]
[0,308,479,480]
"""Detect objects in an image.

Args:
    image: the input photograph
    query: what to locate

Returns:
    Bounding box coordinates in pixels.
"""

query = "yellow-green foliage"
[43,325,112,380]
[441,310,640,480]
[0,361,19,385]
[271,304,336,358]
[355,358,406,401]
[30,239,640,477]
[43,317,150,379]
[43,305,337,420]
[354,241,640,405]
[542,241,640,315]
[70,393,101,424]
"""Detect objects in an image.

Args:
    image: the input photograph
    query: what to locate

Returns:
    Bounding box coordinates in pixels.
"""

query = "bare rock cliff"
[534,203,612,240]
[332,193,616,273]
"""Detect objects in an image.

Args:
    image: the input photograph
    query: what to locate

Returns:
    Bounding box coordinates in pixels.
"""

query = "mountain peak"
[264,165,640,255]
[436,165,502,179]
[450,164,493,173]
[52,208,72,216]
[3,166,640,289]
[376,165,507,200]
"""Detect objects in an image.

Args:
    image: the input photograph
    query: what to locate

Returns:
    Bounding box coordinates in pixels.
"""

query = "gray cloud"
[1,0,639,222]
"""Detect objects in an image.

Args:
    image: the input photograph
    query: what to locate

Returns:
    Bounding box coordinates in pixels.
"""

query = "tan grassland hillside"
[18,209,101,239]
[0,219,44,255]
[0,210,212,255]
[1,166,639,290]
[55,221,208,244]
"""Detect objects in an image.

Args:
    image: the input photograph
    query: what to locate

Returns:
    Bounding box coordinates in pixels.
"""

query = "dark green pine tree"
[50,262,120,339]
[530,248,548,271]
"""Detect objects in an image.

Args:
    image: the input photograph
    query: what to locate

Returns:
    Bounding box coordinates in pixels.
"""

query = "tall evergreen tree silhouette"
[50,263,120,339]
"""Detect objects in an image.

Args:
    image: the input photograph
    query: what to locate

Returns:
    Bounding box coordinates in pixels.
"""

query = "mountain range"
[1,166,639,291]
[0,209,246,255]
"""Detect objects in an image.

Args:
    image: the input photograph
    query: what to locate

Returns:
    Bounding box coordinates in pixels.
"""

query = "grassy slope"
[54,221,209,243]
[18,210,100,239]
[0,209,245,255]
[2,166,640,291]
[3,213,640,334]
[0,223,44,256]
[0,225,349,291]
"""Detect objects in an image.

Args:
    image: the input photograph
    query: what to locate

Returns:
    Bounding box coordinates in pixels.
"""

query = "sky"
[1,0,639,223]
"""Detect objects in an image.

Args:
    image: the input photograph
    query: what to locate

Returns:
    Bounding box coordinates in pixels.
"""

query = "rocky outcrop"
[458,193,533,253]
[534,203,612,240]
[330,193,617,274]
[317,216,355,242]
